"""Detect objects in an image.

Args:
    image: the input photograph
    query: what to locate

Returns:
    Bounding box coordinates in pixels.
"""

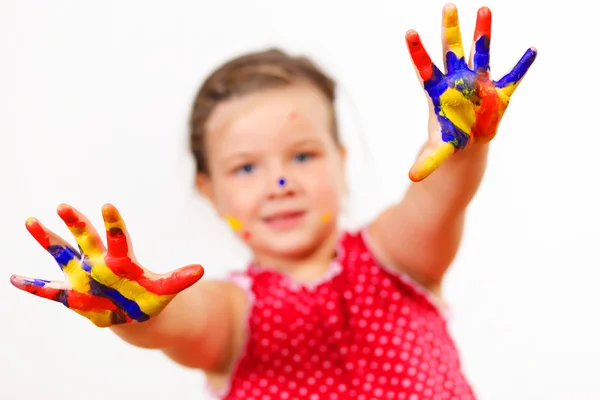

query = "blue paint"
[48,244,79,271]
[423,66,469,150]
[278,177,286,187]
[445,51,467,73]
[474,35,490,72]
[495,48,536,89]
[25,278,51,287]
[88,279,150,322]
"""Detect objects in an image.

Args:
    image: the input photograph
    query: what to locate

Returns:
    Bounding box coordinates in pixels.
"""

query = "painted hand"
[10,204,204,327]
[406,4,537,182]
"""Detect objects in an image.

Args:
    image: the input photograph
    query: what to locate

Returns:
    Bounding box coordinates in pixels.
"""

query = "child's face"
[198,82,346,260]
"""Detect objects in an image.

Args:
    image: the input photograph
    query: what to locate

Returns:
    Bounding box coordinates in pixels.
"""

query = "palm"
[406,4,537,182]
[10,204,204,327]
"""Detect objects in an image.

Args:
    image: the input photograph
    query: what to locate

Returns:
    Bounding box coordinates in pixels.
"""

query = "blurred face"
[197,82,346,263]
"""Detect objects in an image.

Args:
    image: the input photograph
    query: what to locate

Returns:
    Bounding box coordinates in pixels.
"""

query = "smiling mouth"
[263,210,306,229]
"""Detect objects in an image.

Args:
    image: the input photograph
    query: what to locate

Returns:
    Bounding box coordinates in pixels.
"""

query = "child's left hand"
[406,3,537,182]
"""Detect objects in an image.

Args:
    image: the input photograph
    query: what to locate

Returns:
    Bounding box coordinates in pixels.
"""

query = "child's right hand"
[10,204,204,327]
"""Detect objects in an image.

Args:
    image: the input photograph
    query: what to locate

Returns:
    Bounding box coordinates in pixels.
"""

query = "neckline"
[247,231,347,291]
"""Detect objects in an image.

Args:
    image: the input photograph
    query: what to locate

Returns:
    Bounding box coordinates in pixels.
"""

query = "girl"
[10,4,536,399]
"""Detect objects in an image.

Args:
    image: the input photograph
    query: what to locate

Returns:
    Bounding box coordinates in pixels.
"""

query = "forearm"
[110,281,225,350]
[407,143,490,221]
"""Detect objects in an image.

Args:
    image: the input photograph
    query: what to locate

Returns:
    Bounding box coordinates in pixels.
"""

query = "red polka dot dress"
[211,229,477,400]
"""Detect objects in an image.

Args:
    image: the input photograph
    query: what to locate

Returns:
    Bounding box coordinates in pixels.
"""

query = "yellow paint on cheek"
[225,215,244,232]
[321,213,331,223]
[439,88,475,135]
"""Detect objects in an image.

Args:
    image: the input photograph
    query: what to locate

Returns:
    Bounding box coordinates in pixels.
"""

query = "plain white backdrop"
[1,0,598,399]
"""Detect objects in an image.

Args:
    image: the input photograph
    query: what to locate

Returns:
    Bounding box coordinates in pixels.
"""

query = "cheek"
[214,178,261,219]
[303,164,344,210]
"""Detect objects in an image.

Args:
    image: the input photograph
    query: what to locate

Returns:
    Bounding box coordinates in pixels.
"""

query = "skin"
[10,3,536,388]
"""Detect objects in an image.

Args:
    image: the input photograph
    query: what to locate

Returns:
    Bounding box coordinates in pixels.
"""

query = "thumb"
[149,264,205,296]
[409,141,456,182]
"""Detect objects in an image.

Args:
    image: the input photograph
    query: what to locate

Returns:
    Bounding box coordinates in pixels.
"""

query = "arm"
[368,4,536,294]
[112,280,244,373]
[368,143,488,292]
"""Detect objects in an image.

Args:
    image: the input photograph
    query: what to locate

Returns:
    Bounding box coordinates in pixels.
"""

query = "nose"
[267,174,296,200]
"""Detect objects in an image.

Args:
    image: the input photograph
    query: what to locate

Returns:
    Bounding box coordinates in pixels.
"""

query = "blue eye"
[294,152,313,163]
[236,163,255,174]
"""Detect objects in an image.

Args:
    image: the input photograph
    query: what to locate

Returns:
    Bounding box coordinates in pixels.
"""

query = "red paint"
[11,276,121,312]
[133,264,205,295]
[25,219,50,249]
[406,30,433,81]
[106,227,130,259]
[471,79,502,143]
[243,231,251,240]
[473,7,492,40]
[57,204,87,230]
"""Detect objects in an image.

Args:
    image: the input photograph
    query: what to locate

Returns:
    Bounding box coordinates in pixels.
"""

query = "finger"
[469,6,492,72]
[25,217,81,273]
[57,204,106,257]
[140,264,205,296]
[495,47,537,97]
[406,30,445,92]
[442,3,467,73]
[409,142,456,182]
[102,203,136,261]
[10,275,131,327]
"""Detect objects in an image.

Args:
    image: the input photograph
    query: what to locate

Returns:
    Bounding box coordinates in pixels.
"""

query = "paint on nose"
[278,178,286,187]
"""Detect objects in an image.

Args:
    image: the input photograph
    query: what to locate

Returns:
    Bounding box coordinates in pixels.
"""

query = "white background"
[1,0,598,399]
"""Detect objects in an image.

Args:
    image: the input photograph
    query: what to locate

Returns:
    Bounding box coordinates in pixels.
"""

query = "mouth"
[263,210,306,230]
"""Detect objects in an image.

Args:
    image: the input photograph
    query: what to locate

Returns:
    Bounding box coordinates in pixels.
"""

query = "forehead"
[205,83,334,153]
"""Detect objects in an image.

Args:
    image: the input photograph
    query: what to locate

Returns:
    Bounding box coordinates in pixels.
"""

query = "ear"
[338,144,347,165]
[195,173,217,209]
[337,144,349,194]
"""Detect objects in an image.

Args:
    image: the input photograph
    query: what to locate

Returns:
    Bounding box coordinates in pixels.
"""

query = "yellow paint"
[439,87,475,135]
[443,7,464,59]
[25,217,36,226]
[225,215,244,232]
[103,213,126,232]
[88,260,173,315]
[64,258,92,293]
[410,142,455,182]
[65,225,104,259]
[497,83,517,98]
[321,213,331,223]
[75,309,113,328]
